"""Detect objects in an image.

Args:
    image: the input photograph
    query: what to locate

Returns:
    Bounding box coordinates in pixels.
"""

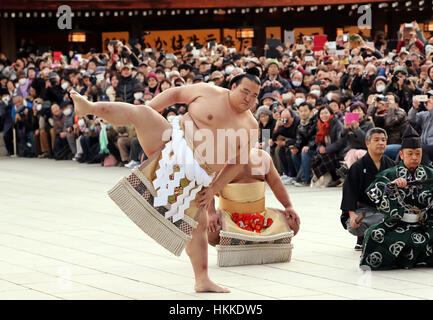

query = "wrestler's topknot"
[229,68,261,88]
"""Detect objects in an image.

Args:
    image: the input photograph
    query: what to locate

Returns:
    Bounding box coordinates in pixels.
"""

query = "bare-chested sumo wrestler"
[70,70,261,293]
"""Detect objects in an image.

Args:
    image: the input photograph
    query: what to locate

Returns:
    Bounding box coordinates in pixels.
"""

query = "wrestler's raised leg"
[186,208,230,293]
[70,90,171,157]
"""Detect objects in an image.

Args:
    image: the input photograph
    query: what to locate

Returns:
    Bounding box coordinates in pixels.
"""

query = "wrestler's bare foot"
[194,277,230,293]
[70,90,94,117]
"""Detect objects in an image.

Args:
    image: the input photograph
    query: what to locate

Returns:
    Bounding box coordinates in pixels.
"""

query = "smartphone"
[96,73,105,82]
[345,112,359,124]
[415,95,428,102]
[349,35,359,41]
[53,51,62,62]
[405,23,414,29]
[192,49,200,58]
[342,34,348,42]
[109,40,118,46]
[144,48,153,53]
[305,56,314,62]
[327,41,336,49]
[166,53,175,59]
[336,50,345,56]
[229,48,236,54]
[296,44,305,50]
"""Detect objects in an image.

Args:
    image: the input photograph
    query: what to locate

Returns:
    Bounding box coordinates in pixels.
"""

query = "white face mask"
[63,108,72,116]
[225,66,234,74]
[36,104,42,111]
[310,89,321,97]
[295,98,305,105]
[326,92,333,101]
[61,82,69,90]
[376,84,385,92]
[292,81,302,87]
[2,96,9,104]
[19,78,27,85]
[78,119,85,127]
[282,93,292,101]
[134,92,143,100]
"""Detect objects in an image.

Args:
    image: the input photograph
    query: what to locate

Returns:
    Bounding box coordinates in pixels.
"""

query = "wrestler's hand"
[207,210,222,233]
[197,186,216,208]
[284,206,300,235]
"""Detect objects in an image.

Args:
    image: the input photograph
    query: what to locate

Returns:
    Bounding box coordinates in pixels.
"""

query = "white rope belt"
[152,116,215,222]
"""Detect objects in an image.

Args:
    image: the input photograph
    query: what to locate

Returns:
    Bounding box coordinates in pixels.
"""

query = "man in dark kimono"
[361,126,433,270]
[341,128,395,250]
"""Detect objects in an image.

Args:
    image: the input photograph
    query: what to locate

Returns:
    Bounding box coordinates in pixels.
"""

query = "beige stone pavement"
[0,157,432,300]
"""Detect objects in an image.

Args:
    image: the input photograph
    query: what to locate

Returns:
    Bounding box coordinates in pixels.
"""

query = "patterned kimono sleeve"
[366,170,404,222]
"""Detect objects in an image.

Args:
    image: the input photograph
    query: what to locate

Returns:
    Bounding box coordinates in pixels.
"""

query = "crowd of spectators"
[2,20,433,186]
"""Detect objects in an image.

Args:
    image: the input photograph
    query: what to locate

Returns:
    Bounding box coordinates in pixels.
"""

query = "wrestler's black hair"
[229,67,261,88]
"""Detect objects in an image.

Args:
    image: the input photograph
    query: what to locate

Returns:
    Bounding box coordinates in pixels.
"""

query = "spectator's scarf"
[316,114,334,145]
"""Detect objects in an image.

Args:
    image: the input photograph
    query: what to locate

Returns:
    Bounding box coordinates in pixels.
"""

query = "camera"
[121,46,129,58]
[376,96,388,102]
[271,101,279,113]
[49,78,57,86]
[405,60,413,67]
[280,118,288,124]
[16,105,27,118]
[89,75,97,86]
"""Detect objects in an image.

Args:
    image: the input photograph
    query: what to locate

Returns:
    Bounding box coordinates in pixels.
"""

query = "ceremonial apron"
[108,116,215,256]
[215,181,294,267]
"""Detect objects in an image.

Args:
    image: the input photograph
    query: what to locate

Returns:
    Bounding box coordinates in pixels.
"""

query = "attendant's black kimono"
[340,152,395,228]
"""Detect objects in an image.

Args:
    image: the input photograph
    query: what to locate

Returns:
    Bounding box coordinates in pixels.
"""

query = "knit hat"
[349,100,367,114]
[267,59,280,69]
[373,76,387,87]
[133,83,145,92]
[401,126,422,149]
[260,92,276,103]
[209,70,224,80]
[147,72,158,81]
[393,66,408,76]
